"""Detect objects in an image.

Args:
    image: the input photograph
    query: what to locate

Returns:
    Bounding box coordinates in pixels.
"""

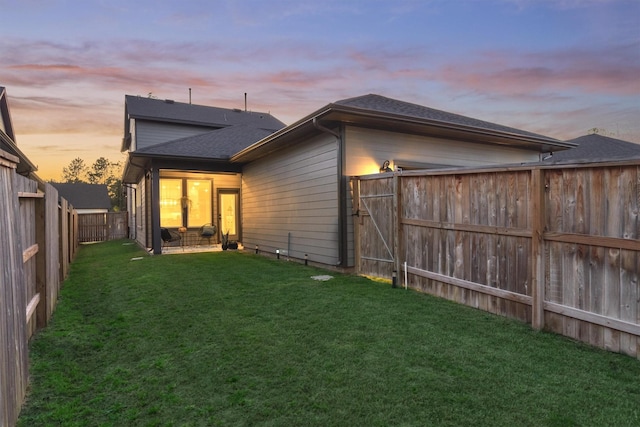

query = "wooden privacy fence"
[353,160,640,358]
[1,148,78,427]
[78,212,128,242]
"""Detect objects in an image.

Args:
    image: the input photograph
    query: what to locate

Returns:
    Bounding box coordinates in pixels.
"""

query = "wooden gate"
[78,212,128,242]
[354,175,396,279]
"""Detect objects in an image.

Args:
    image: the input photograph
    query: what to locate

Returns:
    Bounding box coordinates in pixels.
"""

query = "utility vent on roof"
[165,99,174,104]
[232,108,242,112]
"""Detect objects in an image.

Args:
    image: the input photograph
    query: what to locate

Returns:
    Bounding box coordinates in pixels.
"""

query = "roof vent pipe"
[244,92,247,112]
[189,88,192,104]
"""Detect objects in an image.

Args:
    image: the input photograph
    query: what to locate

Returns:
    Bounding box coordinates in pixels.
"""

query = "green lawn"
[18,240,640,426]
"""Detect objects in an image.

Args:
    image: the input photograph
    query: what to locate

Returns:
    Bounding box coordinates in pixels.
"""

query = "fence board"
[1,152,86,425]
[0,151,28,427]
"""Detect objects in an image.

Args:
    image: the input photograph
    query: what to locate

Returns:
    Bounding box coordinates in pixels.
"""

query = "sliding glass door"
[159,178,212,228]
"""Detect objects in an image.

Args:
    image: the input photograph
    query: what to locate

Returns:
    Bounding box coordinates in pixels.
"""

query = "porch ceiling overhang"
[122,152,240,184]
[231,104,576,163]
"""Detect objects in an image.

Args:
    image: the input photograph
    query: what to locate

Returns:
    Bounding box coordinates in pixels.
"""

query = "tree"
[105,161,124,211]
[62,157,88,183]
[88,157,112,184]
[59,157,126,211]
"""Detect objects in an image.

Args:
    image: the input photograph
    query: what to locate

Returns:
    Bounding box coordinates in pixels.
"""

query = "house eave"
[0,129,38,175]
[231,103,575,163]
[122,151,240,184]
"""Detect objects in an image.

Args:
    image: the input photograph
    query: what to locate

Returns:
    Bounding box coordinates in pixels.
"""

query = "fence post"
[35,192,46,329]
[351,178,361,274]
[393,173,401,282]
[531,167,546,330]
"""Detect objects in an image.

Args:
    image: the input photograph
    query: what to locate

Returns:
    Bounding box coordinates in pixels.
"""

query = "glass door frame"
[217,188,241,243]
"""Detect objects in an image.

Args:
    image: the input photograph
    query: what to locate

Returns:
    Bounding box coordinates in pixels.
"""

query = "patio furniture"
[161,227,181,248]
[200,223,217,246]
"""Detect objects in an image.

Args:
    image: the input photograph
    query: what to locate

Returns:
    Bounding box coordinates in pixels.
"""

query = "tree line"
[53,157,125,211]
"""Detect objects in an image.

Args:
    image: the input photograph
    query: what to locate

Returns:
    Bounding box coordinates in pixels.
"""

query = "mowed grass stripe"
[19,240,640,426]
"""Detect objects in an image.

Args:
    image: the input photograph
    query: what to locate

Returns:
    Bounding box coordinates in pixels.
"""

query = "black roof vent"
[165,99,175,104]
[232,108,242,112]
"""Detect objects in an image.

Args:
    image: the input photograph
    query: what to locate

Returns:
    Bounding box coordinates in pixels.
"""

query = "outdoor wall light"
[379,160,392,173]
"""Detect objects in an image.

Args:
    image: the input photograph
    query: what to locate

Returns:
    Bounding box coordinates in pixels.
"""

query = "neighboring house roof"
[51,183,111,210]
[0,86,37,175]
[122,95,286,151]
[542,134,640,164]
[232,94,576,163]
[133,124,277,160]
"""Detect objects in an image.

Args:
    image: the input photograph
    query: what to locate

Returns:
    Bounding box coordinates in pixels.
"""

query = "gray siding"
[344,126,539,175]
[134,120,215,150]
[242,134,340,265]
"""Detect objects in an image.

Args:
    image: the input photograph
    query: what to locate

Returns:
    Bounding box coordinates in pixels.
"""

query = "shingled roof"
[51,183,111,210]
[543,134,640,163]
[0,86,37,175]
[233,93,573,162]
[133,124,278,160]
[124,95,285,130]
[334,94,554,141]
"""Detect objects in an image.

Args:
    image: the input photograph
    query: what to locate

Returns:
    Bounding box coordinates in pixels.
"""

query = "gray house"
[122,93,575,262]
[121,95,286,251]
[50,183,111,214]
[232,94,577,267]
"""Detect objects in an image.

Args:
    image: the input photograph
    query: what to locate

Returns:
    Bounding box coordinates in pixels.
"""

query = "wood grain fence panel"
[588,245,605,348]
[59,198,70,282]
[575,170,590,340]
[16,175,37,339]
[515,171,530,229]
[603,167,623,351]
[0,151,28,427]
[1,152,81,424]
[585,168,605,348]
[515,172,531,322]
[619,165,639,356]
[355,161,639,358]
[546,169,564,232]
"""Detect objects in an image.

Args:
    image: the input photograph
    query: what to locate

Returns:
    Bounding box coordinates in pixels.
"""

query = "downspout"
[313,117,346,267]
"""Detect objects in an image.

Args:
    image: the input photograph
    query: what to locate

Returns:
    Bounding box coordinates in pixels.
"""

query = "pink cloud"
[431,43,640,97]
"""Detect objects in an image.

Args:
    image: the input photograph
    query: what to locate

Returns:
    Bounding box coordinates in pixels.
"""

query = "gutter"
[313,117,346,267]
[327,105,576,150]
[231,106,334,162]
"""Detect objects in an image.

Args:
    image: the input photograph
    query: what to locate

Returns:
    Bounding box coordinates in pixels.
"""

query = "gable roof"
[233,94,575,162]
[122,95,286,151]
[133,124,277,160]
[335,94,552,141]
[51,183,111,210]
[543,134,640,163]
[0,86,37,175]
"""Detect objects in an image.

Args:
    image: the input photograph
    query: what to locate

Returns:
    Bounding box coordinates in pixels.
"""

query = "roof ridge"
[124,94,276,117]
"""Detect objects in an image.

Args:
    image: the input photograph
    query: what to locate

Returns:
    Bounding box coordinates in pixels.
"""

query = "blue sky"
[1,0,638,179]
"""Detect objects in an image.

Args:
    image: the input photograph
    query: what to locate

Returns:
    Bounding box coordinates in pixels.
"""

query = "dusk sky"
[1,0,639,180]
